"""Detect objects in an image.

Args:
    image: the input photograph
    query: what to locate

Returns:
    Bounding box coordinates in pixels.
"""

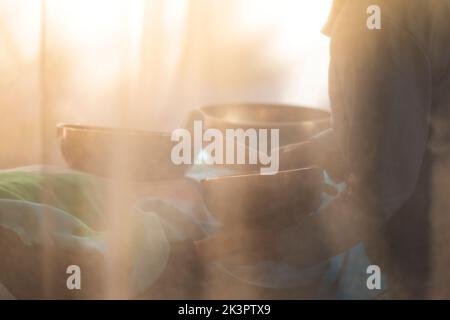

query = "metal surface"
[201,167,324,227]
[193,104,330,146]
[57,124,188,181]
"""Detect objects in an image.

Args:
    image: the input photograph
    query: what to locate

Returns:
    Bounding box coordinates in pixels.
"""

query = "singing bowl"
[57,124,188,181]
[184,104,330,147]
[200,167,324,227]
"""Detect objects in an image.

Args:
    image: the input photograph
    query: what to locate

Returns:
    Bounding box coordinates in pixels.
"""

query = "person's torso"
[329,0,450,296]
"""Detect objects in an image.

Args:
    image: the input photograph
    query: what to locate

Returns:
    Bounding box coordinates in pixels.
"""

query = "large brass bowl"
[200,167,324,227]
[185,104,330,147]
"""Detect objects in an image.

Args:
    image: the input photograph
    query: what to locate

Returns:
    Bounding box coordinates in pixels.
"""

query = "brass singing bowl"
[200,167,324,227]
[184,104,330,147]
[57,124,188,181]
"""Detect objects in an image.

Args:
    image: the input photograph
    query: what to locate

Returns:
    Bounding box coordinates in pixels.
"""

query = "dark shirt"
[282,0,450,296]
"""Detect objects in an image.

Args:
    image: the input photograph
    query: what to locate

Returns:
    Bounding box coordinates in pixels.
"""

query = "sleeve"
[330,12,431,222]
[277,5,432,267]
[309,128,349,182]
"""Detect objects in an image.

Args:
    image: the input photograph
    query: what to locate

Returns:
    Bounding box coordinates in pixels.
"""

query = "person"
[197,0,450,299]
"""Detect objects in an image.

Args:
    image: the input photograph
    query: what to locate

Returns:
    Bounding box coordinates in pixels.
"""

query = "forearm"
[279,128,348,182]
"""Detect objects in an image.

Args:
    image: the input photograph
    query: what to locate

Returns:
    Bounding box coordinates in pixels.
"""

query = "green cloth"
[0,168,170,299]
[0,171,108,230]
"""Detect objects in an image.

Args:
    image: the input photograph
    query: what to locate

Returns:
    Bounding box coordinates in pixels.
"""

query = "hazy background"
[0,0,332,168]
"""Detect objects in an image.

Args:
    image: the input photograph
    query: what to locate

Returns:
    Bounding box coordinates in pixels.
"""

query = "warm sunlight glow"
[0,0,333,155]
[39,0,332,108]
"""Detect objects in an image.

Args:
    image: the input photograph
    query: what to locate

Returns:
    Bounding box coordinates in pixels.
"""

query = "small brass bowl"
[57,124,188,181]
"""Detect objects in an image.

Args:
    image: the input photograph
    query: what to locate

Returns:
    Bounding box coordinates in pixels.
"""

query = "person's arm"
[276,6,432,268]
[195,4,431,266]
[279,128,348,182]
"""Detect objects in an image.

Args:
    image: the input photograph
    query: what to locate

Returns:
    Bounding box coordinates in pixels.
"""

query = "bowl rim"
[57,123,172,138]
[200,166,322,183]
[199,103,330,128]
